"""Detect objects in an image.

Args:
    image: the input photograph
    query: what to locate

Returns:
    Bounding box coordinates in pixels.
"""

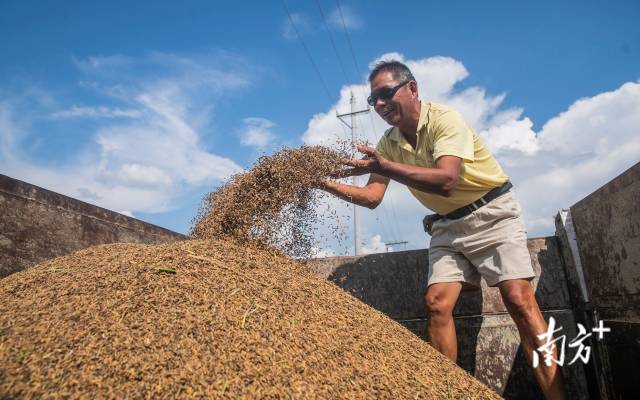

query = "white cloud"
[51,105,143,119]
[310,247,336,258]
[115,164,173,188]
[0,52,248,215]
[77,187,102,201]
[329,5,363,30]
[239,117,277,148]
[0,102,22,161]
[303,53,640,255]
[303,53,524,147]
[482,117,539,155]
[510,81,640,232]
[360,234,388,254]
[281,12,310,40]
[74,54,132,71]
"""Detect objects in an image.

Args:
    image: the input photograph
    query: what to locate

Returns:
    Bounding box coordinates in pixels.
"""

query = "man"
[320,60,566,399]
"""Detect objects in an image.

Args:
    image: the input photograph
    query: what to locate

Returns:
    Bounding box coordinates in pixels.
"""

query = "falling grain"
[191,145,351,258]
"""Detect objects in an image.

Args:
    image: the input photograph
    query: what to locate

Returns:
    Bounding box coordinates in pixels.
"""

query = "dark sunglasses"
[367,80,410,106]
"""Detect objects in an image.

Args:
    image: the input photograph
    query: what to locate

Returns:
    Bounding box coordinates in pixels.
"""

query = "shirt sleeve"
[432,110,475,162]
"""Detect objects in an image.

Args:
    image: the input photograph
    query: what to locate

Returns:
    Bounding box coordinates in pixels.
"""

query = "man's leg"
[423,282,463,362]
[498,279,567,400]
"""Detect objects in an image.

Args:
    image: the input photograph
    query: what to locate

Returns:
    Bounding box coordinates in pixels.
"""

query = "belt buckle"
[470,197,487,212]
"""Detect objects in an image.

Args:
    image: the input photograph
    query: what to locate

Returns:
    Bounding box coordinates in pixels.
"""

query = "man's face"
[369,70,415,127]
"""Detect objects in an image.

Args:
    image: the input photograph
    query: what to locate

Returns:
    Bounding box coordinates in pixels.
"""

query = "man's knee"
[500,281,539,320]
[424,285,459,318]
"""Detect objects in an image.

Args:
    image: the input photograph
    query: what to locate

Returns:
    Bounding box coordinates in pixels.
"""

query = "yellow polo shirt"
[376,102,508,215]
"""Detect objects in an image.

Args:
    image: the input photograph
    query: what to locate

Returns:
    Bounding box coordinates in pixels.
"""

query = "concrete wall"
[0,174,186,278]
[306,237,589,399]
[556,161,640,399]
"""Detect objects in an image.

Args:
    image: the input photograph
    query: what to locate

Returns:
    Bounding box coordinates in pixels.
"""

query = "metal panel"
[306,236,588,398]
[0,174,186,277]
[401,311,588,400]
[570,161,640,303]
[567,162,640,399]
[306,237,572,320]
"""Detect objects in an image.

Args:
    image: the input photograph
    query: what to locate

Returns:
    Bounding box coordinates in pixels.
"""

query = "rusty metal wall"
[306,237,589,399]
[558,161,640,399]
[0,174,186,278]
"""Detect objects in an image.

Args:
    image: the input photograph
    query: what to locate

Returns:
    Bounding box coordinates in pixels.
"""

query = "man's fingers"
[330,168,357,178]
[357,144,377,155]
[328,169,349,178]
[329,166,369,178]
[342,158,368,168]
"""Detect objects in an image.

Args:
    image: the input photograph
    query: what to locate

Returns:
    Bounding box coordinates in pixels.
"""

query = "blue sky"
[1,0,639,255]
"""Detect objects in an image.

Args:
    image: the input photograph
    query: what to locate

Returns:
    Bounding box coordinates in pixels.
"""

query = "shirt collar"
[417,101,430,132]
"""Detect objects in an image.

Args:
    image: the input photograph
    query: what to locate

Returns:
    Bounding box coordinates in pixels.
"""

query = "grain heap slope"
[0,239,499,399]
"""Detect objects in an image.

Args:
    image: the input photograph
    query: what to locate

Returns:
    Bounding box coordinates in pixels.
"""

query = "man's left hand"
[342,145,388,174]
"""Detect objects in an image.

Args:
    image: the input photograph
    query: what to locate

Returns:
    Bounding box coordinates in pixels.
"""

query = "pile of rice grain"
[191,145,350,258]
[0,239,500,399]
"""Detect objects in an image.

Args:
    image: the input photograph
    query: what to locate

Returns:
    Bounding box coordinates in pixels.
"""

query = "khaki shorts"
[428,191,535,287]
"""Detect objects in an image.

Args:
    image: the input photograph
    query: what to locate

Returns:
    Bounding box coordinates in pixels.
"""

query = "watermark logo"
[533,318,610,367]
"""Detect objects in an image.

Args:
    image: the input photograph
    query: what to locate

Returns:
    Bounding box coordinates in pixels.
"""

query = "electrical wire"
[282,0,334,104]
[314,0,351,84]
[335,0,361,78]
[333,0,409,247]
[312,1,395,249]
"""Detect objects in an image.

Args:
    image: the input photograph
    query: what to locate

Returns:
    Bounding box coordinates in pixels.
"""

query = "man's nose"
[374,97,387,108]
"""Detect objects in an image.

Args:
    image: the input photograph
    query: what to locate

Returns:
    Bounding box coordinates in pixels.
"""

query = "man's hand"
[341,145,388,174]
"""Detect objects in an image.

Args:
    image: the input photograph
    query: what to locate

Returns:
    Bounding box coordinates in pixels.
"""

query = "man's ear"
[408,81,418,98]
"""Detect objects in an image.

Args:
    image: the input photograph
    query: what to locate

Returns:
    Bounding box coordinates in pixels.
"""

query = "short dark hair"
[368,60,416,83]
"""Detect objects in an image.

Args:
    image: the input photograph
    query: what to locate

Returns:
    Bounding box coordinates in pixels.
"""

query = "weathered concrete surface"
[0,174,186,277]
[306,237,588,399]
[563,161,640,399]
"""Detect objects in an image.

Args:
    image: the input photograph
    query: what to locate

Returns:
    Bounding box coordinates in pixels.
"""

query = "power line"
[335,0,361,78]
[314,0,350,84]
[313,1,411,251]
[333,0,411,250]
[281,0,334,104]
[315,2,398,250]
[363,112,403,243]
[332,0,405,244]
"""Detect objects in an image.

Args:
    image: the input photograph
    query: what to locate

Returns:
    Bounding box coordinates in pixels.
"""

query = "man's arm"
[382,155,461,197]
[320,173,389,209]
[344,145,461,197]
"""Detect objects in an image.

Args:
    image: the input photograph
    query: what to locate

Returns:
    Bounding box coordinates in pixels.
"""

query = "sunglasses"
[367,80,410,106]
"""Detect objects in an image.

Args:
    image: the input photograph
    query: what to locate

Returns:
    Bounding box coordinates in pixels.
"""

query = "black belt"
[440,181,513,220]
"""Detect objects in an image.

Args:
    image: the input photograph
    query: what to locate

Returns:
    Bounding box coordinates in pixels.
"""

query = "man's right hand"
[328,166,369,179]
[316,173,389,209]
